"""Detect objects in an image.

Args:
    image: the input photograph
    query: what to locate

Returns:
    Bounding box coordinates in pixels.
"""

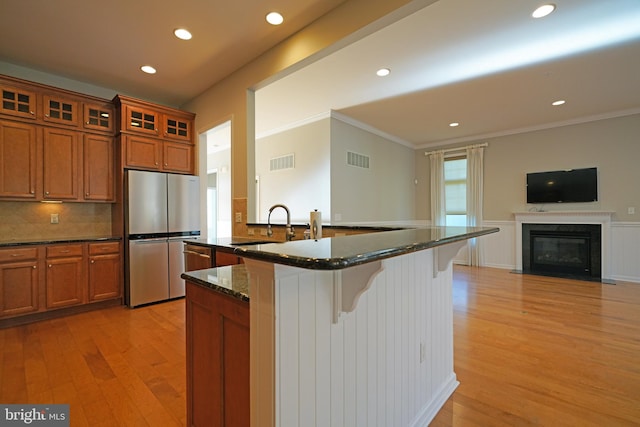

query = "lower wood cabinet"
[0,241,122,322]
[214,250,244,267]
[184,244,213,271]
[88,242,121,301]
[0,247,39,317]
[45,244,84,309]
[186,281,250,427]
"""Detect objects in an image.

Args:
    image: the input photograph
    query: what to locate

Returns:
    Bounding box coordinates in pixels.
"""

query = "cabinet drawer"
[46,244,83,258]
[0,247,38,263]
[215,251,243,267]
[89,241,120,255]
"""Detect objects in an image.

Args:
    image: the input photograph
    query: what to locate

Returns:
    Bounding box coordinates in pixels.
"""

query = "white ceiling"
[0,0,347,107]
[1,0,639,150]
[255,0,640,148]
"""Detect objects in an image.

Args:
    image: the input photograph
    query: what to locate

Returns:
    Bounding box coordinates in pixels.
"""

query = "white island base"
[246,242,464,427]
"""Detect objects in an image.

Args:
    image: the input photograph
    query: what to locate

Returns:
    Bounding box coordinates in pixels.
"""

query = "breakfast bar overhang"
[235,226,499,427]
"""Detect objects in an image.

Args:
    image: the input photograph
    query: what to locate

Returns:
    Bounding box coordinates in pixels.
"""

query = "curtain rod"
[424,142,488,156]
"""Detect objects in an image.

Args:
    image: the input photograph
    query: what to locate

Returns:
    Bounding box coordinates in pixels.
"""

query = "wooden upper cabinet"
[124,104,160,136]
[43,95,80,127]
[0,120,38,199]
[124,134,162,171]
[1,84,37,120]
[43,128,80,200]
[115,95,196,174]
[84,134,114,201]
[163,141,194,173]
[83,102,114,134]
[163,114,192,142]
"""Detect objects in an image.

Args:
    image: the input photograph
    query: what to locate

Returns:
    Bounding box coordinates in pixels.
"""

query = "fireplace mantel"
[514,211,614,280]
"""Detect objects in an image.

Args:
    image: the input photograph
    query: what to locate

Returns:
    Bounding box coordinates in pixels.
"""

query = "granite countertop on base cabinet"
[181,264,249,302]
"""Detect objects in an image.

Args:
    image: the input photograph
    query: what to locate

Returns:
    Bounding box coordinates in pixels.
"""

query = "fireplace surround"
[514,211,613,281]
[522,223,601,279]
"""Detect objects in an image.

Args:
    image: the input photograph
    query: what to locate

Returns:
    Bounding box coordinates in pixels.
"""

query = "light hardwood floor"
[432,266,640,427]
[1,267,639,426]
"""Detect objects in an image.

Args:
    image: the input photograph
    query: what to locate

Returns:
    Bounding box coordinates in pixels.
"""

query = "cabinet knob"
[155,162,158,165]
[33,265,37,269]
[86,192,90,196]
[91,260,95,264]
[45,114,49,118]
[164,163,168,166]
[45,191,49,195]
[30,190,35,194]
[48,264,52,268]
[30,111,35,115]
[86,121,90,125]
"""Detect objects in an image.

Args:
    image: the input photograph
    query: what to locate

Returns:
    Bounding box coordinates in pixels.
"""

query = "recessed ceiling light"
[532,4,556,18]
[174,28,192,40]
[141,65,157,74]
[552,99,566,106]
[266,12,284,25]
[376,68,390,77]
[449,122,460,127]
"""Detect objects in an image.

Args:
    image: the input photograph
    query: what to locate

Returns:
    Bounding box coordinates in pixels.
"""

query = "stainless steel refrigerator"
[125,170,200,307]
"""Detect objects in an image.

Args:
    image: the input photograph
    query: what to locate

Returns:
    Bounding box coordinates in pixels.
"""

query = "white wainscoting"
[478,219,640,283]
[247,248,459,427]
[479,220,516,270]
[610,222,640,283]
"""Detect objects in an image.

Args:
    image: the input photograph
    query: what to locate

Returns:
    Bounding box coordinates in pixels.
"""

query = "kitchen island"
[183,225,499,427]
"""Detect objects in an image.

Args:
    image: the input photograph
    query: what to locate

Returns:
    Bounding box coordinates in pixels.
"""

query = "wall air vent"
[270,153,295,171]
[347,151,370,169]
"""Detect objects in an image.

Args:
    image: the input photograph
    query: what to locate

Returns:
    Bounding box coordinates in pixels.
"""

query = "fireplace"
[522,223,601,280]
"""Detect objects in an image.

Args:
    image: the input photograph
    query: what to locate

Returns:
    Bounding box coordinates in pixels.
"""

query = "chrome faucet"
[267,204,295,241]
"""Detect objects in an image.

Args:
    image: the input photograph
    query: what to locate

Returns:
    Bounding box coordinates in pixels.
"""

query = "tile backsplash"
[0,201,112,241]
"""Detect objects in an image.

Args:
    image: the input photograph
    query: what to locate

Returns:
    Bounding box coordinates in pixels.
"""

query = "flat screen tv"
[526,167,598,204]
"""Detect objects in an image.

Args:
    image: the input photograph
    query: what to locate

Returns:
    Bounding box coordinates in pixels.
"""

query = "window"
[444,156,467,226]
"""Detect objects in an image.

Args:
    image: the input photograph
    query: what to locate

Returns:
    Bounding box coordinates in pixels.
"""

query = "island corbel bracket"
[433,240,466,278]
[332,261,384,323]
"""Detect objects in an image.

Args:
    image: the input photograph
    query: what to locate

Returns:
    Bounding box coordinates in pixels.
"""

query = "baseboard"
[410,373,459,427]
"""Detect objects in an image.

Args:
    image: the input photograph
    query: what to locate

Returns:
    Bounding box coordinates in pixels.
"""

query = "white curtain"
[429,151,445,226]
[466,145,485,266]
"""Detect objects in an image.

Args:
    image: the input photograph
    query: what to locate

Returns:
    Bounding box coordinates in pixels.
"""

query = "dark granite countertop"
[0,236,122,247]
[246,222,402,231]
[186,226,499,270]
[182,264,249,302]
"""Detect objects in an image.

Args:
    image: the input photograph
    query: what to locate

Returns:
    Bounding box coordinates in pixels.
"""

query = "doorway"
[203,120,232,238]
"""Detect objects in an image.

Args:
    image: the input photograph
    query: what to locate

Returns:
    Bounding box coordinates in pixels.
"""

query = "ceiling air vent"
[270,153,295,171]
[347,151,370,169]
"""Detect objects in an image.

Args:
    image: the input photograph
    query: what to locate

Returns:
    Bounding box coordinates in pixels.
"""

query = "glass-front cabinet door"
[83,102,114,133]
[1,85,36,120]
[124,105,159,136]
[163,114,191,142]
[43,95,79,127]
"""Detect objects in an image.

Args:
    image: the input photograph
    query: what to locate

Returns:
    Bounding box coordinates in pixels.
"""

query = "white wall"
[255,119,331,223]
[207,148,232,237]
[331,117,416,223]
